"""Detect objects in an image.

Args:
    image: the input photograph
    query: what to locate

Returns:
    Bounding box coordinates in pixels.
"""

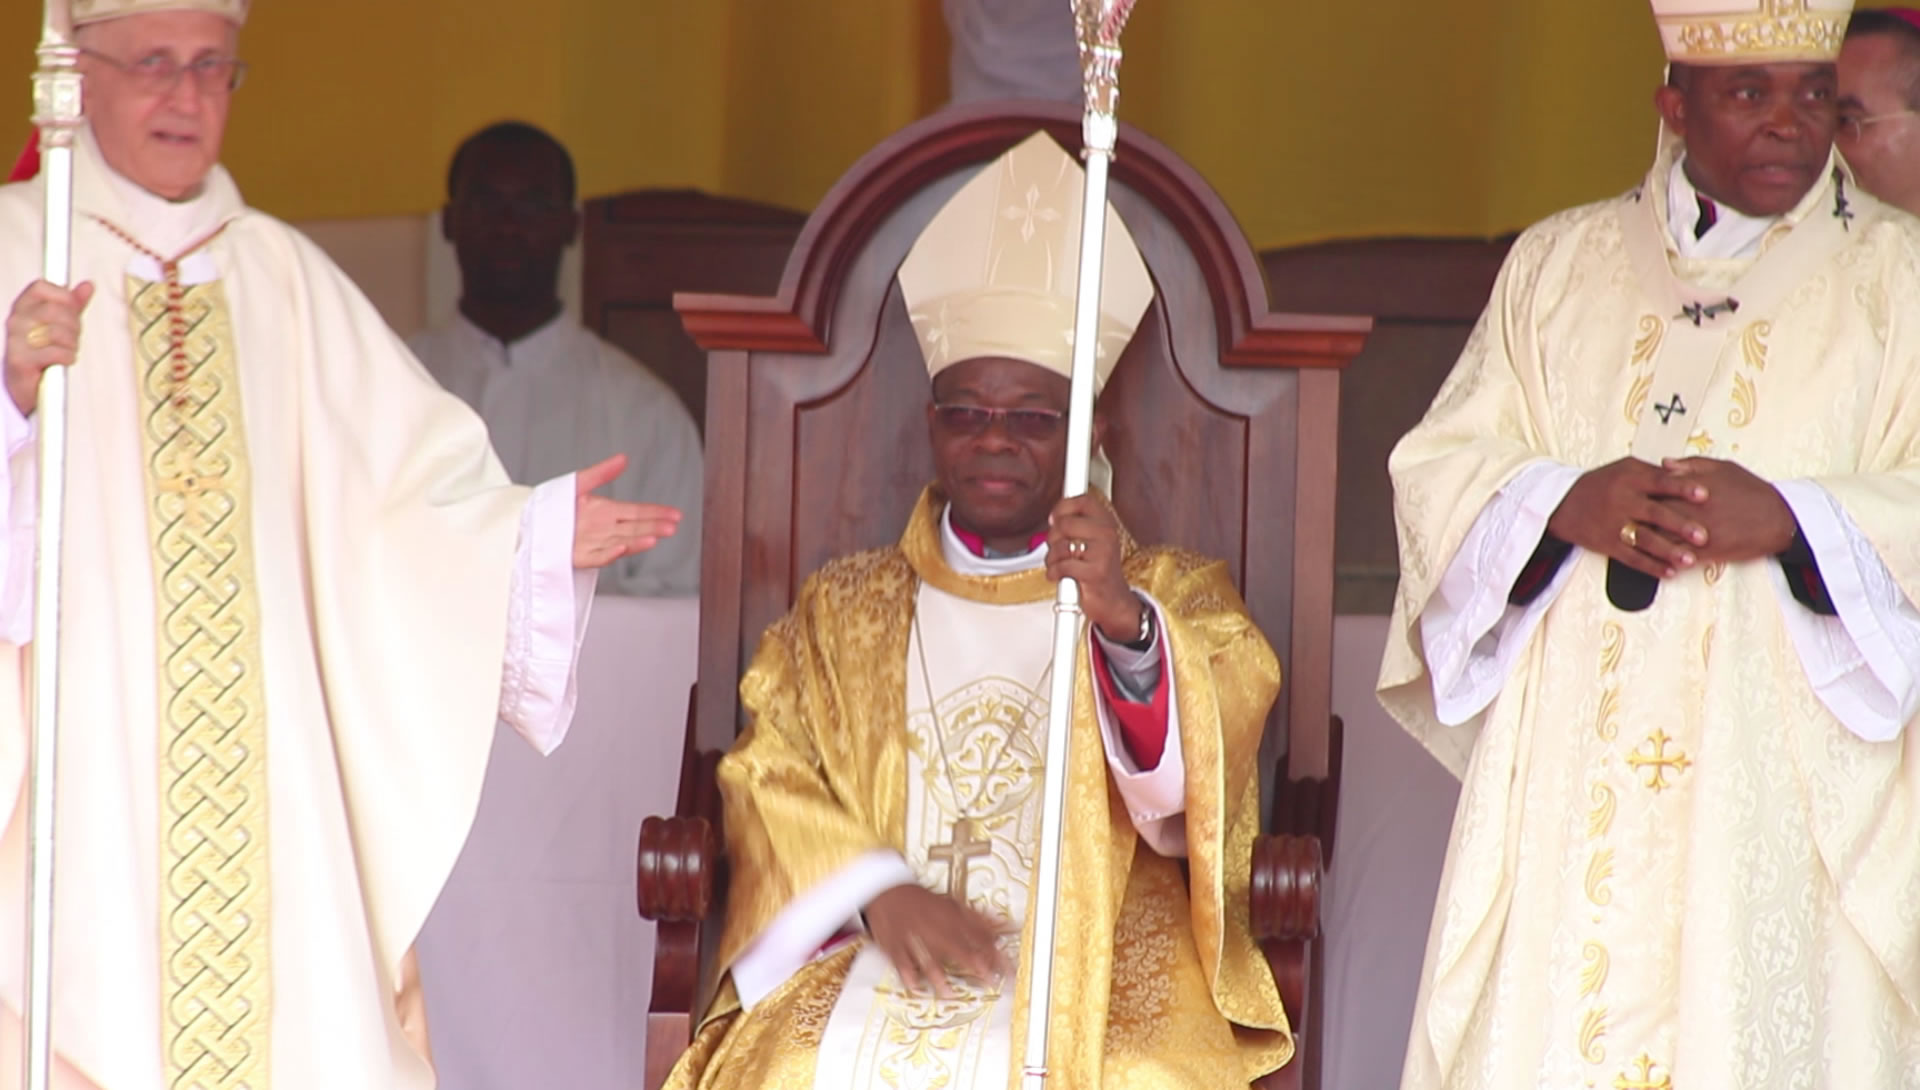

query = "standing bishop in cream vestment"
[1381,2,1920,1088]
[0,3,681,1089]
[665,132,1292,1090]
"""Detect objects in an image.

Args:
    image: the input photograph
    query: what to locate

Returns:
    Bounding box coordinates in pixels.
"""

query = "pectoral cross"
[929,818,991,904]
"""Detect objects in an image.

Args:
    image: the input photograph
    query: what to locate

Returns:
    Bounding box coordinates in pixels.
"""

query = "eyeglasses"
[1840,109,1918,141]
[81,48,248,95]
[932,403,1067,442]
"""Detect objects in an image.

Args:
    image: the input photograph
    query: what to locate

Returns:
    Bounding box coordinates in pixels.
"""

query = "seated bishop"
[663,131,1293,1090]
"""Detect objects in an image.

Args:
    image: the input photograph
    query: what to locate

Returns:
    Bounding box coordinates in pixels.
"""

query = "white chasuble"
[813,585,1051,1090]
[0,129,586,1090]
[1382,143,1920,1090]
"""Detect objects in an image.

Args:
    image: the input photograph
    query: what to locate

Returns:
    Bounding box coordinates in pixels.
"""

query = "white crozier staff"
[22,1,82,1088]
[1020,1,1138,1086]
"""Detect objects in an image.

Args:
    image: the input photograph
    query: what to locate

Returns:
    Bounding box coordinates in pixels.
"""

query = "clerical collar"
[79,124,242,260]
[1665,157,1778,261]
[940,507,1047,577]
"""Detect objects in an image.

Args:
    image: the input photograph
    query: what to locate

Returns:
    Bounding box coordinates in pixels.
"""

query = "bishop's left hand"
[571,454,682,569]
[1045,494,1145,643]
[1660,457,1797,564]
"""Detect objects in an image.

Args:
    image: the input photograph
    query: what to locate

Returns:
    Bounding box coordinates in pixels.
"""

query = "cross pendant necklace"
[909,601,1052,906]
[928,817,992,903]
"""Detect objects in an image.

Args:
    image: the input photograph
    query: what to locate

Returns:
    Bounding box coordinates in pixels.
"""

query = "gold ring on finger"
[1619,521,1639,549]
[24,323,51,349]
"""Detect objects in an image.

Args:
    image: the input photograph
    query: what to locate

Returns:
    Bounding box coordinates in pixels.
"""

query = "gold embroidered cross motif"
[1614,1053,1673,1089]
[929,818,991,904]
[1627,729,1692,792]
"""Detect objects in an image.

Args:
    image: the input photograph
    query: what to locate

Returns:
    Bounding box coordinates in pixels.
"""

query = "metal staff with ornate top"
[24,2,82,1088]
[1020,2,1137,1085]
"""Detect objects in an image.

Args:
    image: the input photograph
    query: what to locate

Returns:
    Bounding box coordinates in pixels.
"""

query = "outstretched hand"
[571,454,682,569]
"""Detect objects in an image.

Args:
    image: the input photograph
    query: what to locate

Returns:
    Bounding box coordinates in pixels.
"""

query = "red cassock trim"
[9,132,40,183]
[1091,639,1171,769]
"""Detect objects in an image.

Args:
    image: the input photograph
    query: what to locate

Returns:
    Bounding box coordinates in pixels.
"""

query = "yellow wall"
[1,1,1675,248]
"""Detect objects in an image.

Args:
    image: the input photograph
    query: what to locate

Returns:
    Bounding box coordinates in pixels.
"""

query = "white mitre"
[1650,0,1851,65]
[71,0,248,26]
[897,130,1154,393]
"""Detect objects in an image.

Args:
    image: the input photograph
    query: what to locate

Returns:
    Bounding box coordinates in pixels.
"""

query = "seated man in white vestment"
[663,131,1294,1090]
[410,121,704,597]
[1379,2,1920,1088]
[0,3,681,1088]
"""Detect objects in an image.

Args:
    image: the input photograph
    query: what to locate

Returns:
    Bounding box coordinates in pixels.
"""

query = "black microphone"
[1606,559,1658,612]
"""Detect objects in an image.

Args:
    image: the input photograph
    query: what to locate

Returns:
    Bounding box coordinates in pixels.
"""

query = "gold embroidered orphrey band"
[111,215,273,1089]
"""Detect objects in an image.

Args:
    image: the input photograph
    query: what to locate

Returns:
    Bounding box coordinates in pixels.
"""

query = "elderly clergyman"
[1381,0,1920,1087]
[0,2,681,1088]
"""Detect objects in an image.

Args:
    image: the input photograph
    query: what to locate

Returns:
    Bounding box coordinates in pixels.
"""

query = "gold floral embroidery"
[1729,372,1758,428]
[1587,784,1617,839]
[1580,1006,1610,1065]
[1579,943,1611,998]
[1585,849,1616,908]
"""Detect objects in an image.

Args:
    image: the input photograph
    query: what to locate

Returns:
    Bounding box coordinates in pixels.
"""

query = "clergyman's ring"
[1619,521,1639,549]
[1067,540,1088,557]
[24,323,51,349]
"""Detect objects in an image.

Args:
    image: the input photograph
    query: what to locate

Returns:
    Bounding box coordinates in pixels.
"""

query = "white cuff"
[498,475,595,755]
[730,850,916,1009]
[1772,480,1919,741]
[1423,460,1583,726]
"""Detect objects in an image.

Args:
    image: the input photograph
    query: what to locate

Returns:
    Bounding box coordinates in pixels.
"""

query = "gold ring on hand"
[24,323,51,349]
[1619,521,1639,549]
[1067,540,1087,557]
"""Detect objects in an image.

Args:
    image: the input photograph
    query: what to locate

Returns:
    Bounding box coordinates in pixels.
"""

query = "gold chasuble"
[0,130,531,1090]
[1381,136,1920,1090]
[665,489,1290,1090]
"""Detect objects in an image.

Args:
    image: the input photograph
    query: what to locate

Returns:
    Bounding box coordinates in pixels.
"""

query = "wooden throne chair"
[581,189,807,431]
[635,101,1369,1090]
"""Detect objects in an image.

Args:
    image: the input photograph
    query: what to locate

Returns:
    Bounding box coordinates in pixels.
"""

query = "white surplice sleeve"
[1772,479,1920,742]
[1420,459,1584,726]
[498,473,596,755]
[0,395,36,645]
[730,850,918,1009]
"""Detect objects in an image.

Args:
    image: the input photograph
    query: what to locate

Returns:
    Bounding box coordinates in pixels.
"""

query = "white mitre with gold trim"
[1651,0,1852,65]
[71,0,249,26]
[897,130,1154,393]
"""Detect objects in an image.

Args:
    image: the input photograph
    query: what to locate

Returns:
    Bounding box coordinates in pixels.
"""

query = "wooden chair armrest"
[1249,832,1324,944]
[637,816,722,922]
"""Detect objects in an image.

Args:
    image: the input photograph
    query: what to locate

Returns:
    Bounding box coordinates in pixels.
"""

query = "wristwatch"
[1119,597,1155,652]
